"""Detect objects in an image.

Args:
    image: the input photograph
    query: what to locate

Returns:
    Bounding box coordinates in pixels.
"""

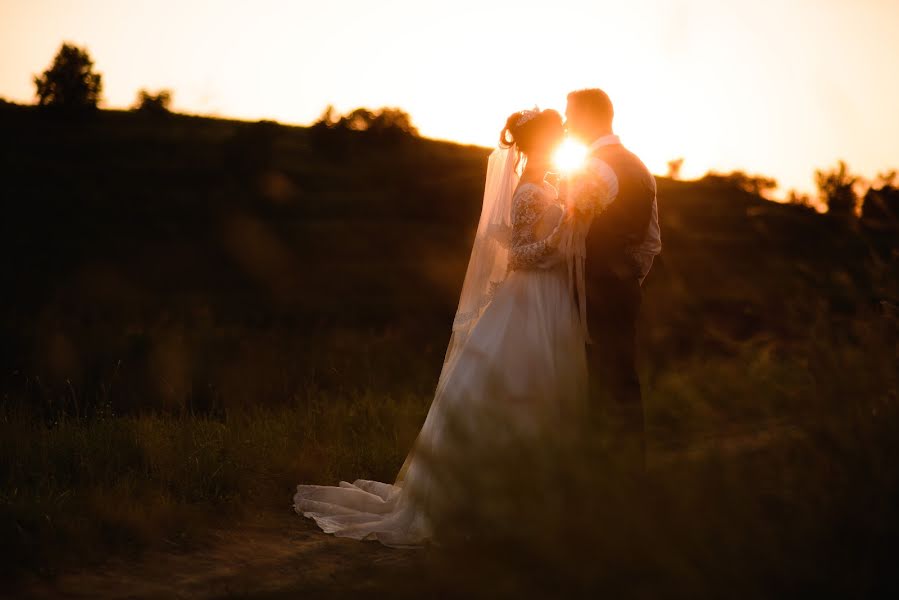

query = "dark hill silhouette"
[0,101,895,415]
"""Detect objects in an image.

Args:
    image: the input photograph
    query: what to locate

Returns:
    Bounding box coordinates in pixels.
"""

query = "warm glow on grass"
[553,139,588,173]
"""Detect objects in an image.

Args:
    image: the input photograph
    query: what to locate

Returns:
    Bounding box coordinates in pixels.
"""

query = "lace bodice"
[508,182,562,271]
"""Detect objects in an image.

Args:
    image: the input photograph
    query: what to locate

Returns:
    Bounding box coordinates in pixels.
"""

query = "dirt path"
[12,420,803,599]
[16,509,422,599]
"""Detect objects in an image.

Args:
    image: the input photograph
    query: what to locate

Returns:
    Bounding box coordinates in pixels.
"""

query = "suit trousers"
[586,272,645,468]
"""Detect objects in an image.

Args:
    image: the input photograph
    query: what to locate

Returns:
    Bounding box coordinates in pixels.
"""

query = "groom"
[564,88,661,470]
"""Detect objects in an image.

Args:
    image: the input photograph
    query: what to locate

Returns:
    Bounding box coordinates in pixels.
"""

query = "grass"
[0,382,429,579]
[409,307,898,598]
[2,302,894,596]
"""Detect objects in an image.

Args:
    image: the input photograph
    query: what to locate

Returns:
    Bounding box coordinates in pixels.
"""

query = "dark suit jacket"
[583,143,656,331]
[584,143,655,280]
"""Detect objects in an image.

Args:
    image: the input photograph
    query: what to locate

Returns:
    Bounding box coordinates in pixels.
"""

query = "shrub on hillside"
[701,170,778,197]
[862,171,899,226]
[133,89,173,116]
[815,160,860,218]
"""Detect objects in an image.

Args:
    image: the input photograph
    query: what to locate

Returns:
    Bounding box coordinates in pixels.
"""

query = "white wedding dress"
[293,148,588,548]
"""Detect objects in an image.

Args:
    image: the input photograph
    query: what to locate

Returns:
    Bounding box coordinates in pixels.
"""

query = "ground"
[13,420,801,599]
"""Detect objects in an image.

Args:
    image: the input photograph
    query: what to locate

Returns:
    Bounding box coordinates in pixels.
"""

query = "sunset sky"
[2,0,897,195]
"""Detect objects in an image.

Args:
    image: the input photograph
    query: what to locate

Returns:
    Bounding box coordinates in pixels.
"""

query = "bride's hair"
[499,109,563,156]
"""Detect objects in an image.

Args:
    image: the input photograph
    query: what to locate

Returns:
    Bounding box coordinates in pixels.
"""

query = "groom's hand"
[558,205,578,229]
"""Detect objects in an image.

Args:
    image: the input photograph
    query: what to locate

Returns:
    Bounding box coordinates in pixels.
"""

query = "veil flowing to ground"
[395,145,520,483]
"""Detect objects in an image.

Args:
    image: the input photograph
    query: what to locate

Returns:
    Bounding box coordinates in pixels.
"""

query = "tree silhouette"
[133,89,173,115]
[366,107,419,136]
[786,189,815,210]
[702,170,777,197]
[814,160,859,217]
[33,43,102,112]
[341,108,377,131]
[873,170,898,189]
[310,105,418,156]
[861,170,899,225]
[315,106,419,136]
[313,105,338,128]
[310,105,347,158]
[666,158,684,180]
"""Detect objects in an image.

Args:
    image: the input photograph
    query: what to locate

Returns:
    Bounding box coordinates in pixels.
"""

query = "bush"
[314,105,419,136]
[133,89,172,115]
[862,171,899,226]
[701,170,778,197]
[815,160,860,217]
[666,157,684,180]
[786,189,816,210]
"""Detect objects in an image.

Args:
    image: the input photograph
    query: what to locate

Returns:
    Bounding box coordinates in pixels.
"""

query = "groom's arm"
[567,158,617,216]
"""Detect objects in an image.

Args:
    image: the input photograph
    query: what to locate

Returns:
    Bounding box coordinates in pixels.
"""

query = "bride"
[293,108,591,548]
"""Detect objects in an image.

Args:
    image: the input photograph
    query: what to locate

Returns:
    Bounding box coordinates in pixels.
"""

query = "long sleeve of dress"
[508,186,560,271]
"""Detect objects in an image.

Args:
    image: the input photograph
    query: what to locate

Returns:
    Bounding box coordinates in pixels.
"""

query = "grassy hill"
[1,103,892,411]
[1,104,897,595]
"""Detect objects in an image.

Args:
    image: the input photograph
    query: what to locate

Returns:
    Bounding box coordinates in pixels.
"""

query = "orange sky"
[2,0,898,195]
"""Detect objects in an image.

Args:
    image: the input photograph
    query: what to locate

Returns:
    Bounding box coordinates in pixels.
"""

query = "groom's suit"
[581,135,660,466]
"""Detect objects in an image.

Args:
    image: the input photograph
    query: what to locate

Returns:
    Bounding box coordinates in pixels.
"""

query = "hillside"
[1,104,893,413]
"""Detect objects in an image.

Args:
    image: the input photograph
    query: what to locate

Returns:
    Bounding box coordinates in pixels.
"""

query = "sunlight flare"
[553,139,588,173]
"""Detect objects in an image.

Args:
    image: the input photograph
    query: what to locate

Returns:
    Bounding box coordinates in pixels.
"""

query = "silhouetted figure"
[565,89,661,472]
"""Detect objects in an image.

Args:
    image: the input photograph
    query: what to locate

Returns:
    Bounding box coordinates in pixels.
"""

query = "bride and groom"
[294,88,662,548]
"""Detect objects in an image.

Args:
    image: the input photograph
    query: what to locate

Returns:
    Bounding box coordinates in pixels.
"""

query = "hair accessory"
[515,107,541,127]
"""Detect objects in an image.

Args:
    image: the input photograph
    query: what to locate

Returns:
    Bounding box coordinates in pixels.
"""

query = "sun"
[553,139,588,173]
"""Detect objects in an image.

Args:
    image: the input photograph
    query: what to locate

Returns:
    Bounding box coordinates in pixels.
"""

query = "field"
[1,103,897,597]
